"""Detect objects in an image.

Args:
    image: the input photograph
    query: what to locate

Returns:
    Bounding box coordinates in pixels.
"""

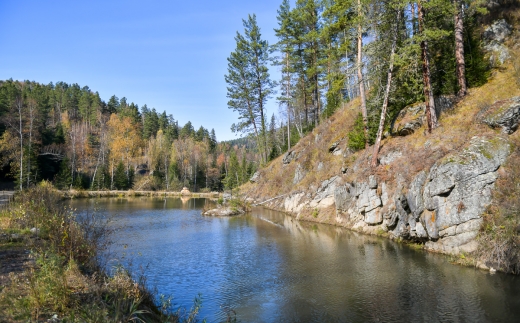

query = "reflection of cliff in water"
[248,207,519,322]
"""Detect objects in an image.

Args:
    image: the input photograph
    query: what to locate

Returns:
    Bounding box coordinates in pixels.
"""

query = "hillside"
[242,14,520,274]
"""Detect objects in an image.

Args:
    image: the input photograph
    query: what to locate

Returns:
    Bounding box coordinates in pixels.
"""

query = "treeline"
[226,0,491,164]
[0,80,256,192]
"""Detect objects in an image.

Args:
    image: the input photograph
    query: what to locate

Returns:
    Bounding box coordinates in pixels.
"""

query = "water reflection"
[71,198,520,323]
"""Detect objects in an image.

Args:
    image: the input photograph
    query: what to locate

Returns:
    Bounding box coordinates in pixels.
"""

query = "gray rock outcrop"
[482,97,520,134]
[274,135,511,255]
[392,96,455,136]
[250,171,260,183]
[483,19,512,64]
[283,150,298,165]
[293,164,306,184]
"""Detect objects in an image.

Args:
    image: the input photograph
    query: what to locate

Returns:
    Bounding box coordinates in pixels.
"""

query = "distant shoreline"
[60,190,221,199]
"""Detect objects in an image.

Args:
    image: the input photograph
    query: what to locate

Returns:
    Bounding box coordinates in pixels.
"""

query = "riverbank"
[0,183,203,322]
[61,189,221,199]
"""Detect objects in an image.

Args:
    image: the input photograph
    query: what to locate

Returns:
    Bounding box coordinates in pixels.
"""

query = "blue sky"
[0,0,286,141]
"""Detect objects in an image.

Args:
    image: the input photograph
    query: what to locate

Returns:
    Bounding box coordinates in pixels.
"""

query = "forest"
[0,80,261,192]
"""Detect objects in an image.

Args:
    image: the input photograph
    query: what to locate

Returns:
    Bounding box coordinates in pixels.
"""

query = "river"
[70,197,520,323]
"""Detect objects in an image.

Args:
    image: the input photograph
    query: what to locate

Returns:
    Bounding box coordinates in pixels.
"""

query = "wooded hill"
[224,0,506,175]
[0,80,258,192]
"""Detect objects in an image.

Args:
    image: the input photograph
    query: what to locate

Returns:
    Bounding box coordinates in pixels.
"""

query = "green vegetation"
[0,183,204,322]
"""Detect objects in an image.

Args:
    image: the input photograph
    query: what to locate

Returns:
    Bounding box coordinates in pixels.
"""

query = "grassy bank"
[0,182,204,322]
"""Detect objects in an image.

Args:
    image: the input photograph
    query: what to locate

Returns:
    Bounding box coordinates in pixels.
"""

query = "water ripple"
[72,198,520,323]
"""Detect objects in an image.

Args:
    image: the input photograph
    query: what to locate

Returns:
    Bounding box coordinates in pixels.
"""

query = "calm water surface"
[71,197,520,323]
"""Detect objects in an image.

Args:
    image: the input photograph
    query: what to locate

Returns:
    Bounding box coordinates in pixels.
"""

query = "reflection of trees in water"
[250,207,516,322]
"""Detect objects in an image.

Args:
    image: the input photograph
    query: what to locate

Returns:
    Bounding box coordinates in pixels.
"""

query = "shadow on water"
[71,198,520,323]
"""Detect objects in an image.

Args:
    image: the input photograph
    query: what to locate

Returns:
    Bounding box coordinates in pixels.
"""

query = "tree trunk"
[357,0,369,149]
[286,52,291,152]
[27,104,34,188]
[16,96,23,191]
[372,10,400,167]
[454,0,467,97]
[418,0,438,133]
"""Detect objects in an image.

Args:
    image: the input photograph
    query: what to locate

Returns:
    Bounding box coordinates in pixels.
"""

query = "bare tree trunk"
[286,52,291,152]
[16,96,24,191]
[27,103,35,188]
[357,0,369,149]
[111,158,114,190]
[454,0,467,97]
[302,78,308,127]
[194,162,197,192]
[344,32,353,101]
[372,10,400,167]
[418,0,438,133]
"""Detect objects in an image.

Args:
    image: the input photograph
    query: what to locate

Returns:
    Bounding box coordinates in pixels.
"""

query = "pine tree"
[78,87,93,123]
[209,129,217,152]
[107,95,119,114]
[224,150,240,191]
[114,161,128,190]
[225,14,275,164]
[274,0,295,151]
[55,157,72,190]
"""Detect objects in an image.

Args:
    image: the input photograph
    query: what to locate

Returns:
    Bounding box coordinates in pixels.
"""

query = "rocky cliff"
[243,20,520,267]
[254,131,514,256]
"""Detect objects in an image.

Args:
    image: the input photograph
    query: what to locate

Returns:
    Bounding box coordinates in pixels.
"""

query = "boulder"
[310,176,339,208]
[328,141,339,153]
[180,187,191,195]
[250,171,260,183]
[203,206,245,216]
[483,19,511,44]
[379,150,402,165]
[293,163,306,184]
[481,97,520,134]
[283,150,297,165]
[392,96,455,136]
[483,19,512,64]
